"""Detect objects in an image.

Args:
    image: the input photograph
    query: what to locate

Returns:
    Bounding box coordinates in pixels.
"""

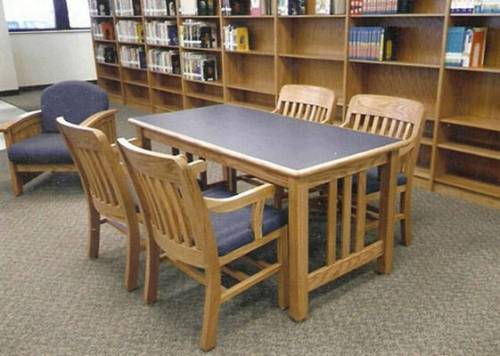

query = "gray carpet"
[0,93,499,355]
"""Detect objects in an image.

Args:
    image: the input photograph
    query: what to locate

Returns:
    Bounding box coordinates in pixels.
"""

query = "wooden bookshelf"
[89,0,500,208]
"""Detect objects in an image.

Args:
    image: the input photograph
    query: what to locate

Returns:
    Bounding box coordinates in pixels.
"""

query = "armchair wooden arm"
[205,183,276,240]
[0,111,42,147]
[188,159,208,177]
[204,183,275,213]
[81,109,118,144]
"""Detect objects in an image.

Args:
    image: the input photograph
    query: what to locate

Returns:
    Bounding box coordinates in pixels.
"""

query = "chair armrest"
[0,110,42,147]
[81,109,118,144]
[205,183,276,240]
[188,159,207,178]
[205,183,275,213]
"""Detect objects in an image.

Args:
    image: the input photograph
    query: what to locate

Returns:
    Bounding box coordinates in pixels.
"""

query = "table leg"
[377,150,398,274]
[136,127,151,150]
[288,180,309,321]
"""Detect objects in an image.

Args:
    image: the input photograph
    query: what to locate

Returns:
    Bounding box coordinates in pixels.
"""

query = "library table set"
[130,104,405,320]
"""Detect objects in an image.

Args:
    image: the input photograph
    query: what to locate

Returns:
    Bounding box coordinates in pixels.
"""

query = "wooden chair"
[273,84,337,124]
[0,81,116,196]
[117,138,288,352]
[56,117,141,291]
[234,84,337,192]
[340,94,425,246]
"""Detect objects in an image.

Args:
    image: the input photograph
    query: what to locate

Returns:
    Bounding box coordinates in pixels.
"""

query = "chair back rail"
[274,85,337,124]
[118,140,213,268]
[341,94,425,171]
[57,119,133,219]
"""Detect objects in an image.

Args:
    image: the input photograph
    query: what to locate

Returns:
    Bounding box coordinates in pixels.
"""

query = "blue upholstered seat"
[7,134,72,164]
[203,186,287,256]
[7,81,109,166]
[348,167,407,194]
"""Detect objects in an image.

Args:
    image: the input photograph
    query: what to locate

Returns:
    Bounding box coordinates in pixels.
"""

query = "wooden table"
[130,105,404,321]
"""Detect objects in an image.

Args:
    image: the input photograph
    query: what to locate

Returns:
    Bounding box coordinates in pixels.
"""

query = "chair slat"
[341,176,352,259]
[387,119,398,137]
[355,171,367,252]
[327,179,338,265]
[370,116,380,134]
[395,121,405,138]
[353,113,362,130]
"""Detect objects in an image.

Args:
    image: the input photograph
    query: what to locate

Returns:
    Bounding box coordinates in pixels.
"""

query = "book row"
[143,0,177,16]
[315,0,346,15]
[349,0,413,15]
[96,44,118,64]
[145,21,179,46]
[450,0,500,13]
[221,0,273,15]
[89,0,112,16]
[116,20,144,43]
[179,0,217,15]
[147,49,181,74]
[348,26,397,61]
[182,52,219,81]
[120,46,147,68]
[92,21,115,40]
[179,20,219,48]
[277,0,305,15]
[223,25,249,51]
[445,27,487,68]
[113,0,142,16]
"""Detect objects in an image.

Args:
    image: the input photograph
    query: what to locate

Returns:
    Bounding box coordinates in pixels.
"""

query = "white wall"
[10,30,97,87]
[0,1,18,91]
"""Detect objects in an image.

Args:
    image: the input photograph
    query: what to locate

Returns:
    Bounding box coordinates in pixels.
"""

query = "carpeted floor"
[0,92,499,355]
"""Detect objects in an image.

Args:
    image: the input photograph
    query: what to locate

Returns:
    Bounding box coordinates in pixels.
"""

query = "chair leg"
[277,228,289,310]
[88,204,101,259]
[8,163,23,196]
[200,269,221,352]
[144,237,161,304]
[400,189,412,246]
[124,223,141,292]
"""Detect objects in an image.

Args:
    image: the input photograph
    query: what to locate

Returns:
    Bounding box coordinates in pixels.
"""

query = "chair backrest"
[42,81,109,133]
[117,139,216,268]
[274,84,336,124]
[341,95,425,168]
[56,117,136,221]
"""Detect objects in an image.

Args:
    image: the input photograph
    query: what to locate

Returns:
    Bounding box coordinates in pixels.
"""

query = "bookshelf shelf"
[226,50,274,56]
[91,15,113,19]
[278,15,346,18]
[87,0,500,207]
[184,78,223,86]
[440,116,500,132]
[118,41,145,45]
[97,62,120,67]
[146,44,180,49]
[450,14,500,17]
[279,53,344,61]
[181,47,222,52]
[227,99,275,112]
[349,59,441,69]
[179,15,219,19]
[351,14,445,18]
[123,80,149,88]
[226,83,275,95]
[186,92,224,103]
[152,86,182,95]
[435,174,500,198]
[95,39,117,43]
[445,66,500,74]
[414,167,431,179]
[223,15,274,19]
[421,137,433,146]
[438,142,500,160]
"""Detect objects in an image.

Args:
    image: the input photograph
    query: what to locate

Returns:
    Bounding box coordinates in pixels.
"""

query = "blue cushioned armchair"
[0,81,117,196]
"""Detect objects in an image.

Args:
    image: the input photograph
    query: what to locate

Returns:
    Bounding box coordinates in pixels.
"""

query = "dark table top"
[130,105,400,174]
